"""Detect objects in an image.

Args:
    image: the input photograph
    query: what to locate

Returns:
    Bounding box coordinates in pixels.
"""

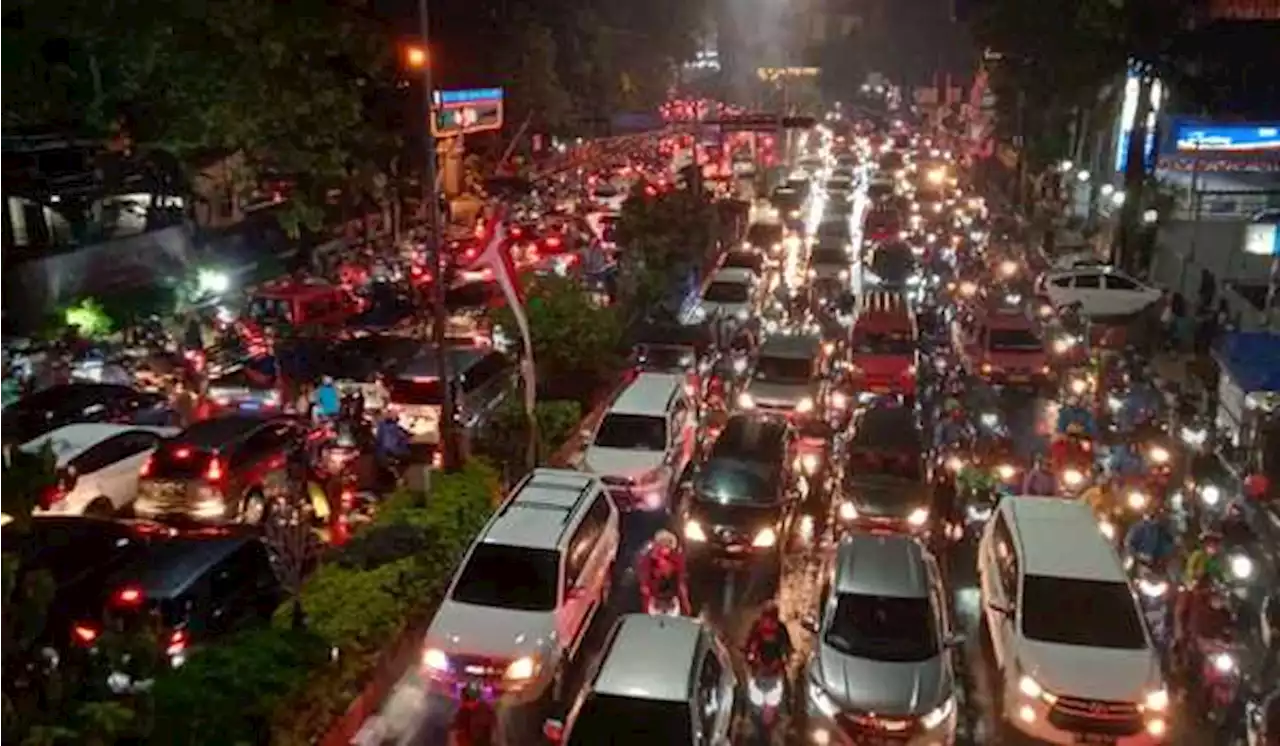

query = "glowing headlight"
[920,695,956,730]
[996,464,1016,481]
[969,230,984,242]
[504,656,538,680]
[732,357,748,374]
[796,397,815,414]
[1180,426,1207,447]
[999,260,1018,278]
[1019,675,1045,699]
[1052,337,1073,355]
[684,520,708,543]
[1108,395,1124,412]
[1004,293,1022,305]
[1144,688,1169,712]
[197,268,231,295]
[907,275,922,287]
[1138,579,1169,598]
[1213,652,1236,674]
[959,281,977,297]
[1200,484,1222,506]
[980,412,999,429]
[907,507,930,527]
[423,648,450,672]
[839,502,858,521]
[1148,446,1170,464]
[1229,553,1254,580]
[736,308,750,321]
[748,677,784,707]
[946,456,964,473]
[831,392,848,410]
[1099,519,1116,539]
[737,392,755,409]
[800,453,820,475]
[838,269,850,281]
[1127,491,1148,511]
[1069,378,1088,396]
[752,527,778,548]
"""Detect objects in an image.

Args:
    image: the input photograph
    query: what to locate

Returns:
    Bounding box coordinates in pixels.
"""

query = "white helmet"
[653,529,679,550]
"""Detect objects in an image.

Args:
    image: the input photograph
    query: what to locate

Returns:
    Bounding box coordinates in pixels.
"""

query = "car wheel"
[241,490,268,525]
[84,497,116,518]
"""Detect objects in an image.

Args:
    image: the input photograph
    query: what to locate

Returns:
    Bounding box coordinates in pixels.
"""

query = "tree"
[612,184,715,326]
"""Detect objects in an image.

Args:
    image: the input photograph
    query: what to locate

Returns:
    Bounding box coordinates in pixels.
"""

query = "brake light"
[340,489,355,509]
[205,457,225,482]
[72,623,100,646]
[167,628,189,656]
[511,226,523,238]
[114,586,144,607]
[174,447,191,459]
[40,486,62,510]
[139,454,153,477]
[545,235,562,248]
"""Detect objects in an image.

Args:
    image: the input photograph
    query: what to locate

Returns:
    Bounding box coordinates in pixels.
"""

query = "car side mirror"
[542,718,565,743]
[800,616,820,634]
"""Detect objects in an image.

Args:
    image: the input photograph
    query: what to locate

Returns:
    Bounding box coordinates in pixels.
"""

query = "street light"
[1143,209,1159,224]
[1076,170,1091,182]
[1060,159,1074,172]
[404,45,428,69]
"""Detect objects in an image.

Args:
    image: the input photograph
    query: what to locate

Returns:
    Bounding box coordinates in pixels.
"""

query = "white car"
[21,423,178,517]
[688,268,757,323]
[1042,268,1162,317]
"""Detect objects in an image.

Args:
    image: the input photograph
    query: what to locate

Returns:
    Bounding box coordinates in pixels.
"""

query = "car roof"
[398,345,490,377]
[709,267,755,284]
[759,334,820,358]
[1005,497,1128,582]
[592,614,701,702]
[8,383,142,412]
[852,406,920,446]
[609,373,683,416]
[484,469,600,550]
[834,533,931,598]
[175,414,283,449]
[21,423,174,464]
[981,312,1036,330]
[110,534,254,599]
[252,277,342,300]
[711,415,789,460]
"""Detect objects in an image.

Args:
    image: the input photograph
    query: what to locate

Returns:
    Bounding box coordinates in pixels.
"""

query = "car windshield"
[988,328,1043,352]
[755,355,811,383]
[388,377,443,406]
[695,459,776,504]
[703,282,750,304]
[825,593,939,662]
[853,330,914,356]
[566,695,693,746]
[847,448,922,480]
[594,413,667,451]
[248,297,293,326]
[811,248,848,265]
[637,346,694,370]
[1021,575,1146,649]
[451,544,559,611]
[748,224,783,246]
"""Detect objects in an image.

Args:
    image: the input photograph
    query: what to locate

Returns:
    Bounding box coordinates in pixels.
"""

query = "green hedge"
[481,395,583,473]
[142,460,501,746]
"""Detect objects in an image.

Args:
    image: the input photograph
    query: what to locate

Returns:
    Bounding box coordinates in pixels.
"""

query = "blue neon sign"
[434,88,504,107]
[1174,121,1280,153]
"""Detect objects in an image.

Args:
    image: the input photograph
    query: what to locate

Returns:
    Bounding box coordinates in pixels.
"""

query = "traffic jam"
[425,120,1278,744]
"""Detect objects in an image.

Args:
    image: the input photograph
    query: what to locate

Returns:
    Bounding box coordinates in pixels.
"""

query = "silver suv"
[803,533,960,745]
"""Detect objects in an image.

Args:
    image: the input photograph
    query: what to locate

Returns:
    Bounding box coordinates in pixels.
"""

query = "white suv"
[421,468,619,704]
[582,373,695,512]
[978,496,1168,744]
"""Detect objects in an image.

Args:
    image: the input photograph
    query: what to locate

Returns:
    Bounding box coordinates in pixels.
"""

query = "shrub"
[330,522,434,572]
[481,395,583,472]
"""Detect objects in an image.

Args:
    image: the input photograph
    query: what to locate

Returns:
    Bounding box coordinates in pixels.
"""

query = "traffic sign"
[431,88,504,137]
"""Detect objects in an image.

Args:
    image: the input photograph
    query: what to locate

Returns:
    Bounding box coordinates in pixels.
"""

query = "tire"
[84,498,116,518]
[241,490,268,525]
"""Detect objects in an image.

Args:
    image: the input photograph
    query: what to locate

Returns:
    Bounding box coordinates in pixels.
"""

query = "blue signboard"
[434,88,503,107]
[1173,121,1280,154]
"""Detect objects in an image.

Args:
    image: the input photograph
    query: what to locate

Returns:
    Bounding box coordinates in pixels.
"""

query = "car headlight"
[946,456,964,473]
[1138,578,1169,598]
[752,527,777,548]
[800,453,820,475]
[1148,446,1170,464]
[684,520,707,543]
[808,678,840,717]
[504,655,539,681]
[920,695,956,730]
[796,397,815,414]
[996,464,1016,481]
[737,392,755,409]
[1200,484,1222,506]
[1127,491,1148,511]
[1099,519,1116,539]
[423,648,450,672]
[839,502,858,521]
[907,507,929,527]
[1229,553,1254,580]
[831,391,848,410]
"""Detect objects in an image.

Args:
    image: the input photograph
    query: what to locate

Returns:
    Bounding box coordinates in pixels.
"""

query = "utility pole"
[417,0,459,471]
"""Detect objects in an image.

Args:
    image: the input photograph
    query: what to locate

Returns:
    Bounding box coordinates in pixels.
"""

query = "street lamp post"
[414,0,460,471]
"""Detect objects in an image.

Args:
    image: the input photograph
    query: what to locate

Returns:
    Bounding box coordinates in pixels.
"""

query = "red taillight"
[40,486,62,510]
[545,235,562,248]
[511,227,523,238]
[114,586,144,607]
[72,623,100,646]
[174,447,191,459]
[205,457,225,482]
[139,455,154,477]
[167,628,189,655]
[340,489,355,509]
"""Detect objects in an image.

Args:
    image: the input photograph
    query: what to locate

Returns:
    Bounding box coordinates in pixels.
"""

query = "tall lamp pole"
[415,0,459,470]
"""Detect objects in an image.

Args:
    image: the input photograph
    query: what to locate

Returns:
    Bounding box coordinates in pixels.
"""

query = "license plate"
[1075,735,1117,744]
[725,544,745,554]
[240,401,261,410]
[1008,375,1029,383]
[145,481,187,499]
[870,386,889,394]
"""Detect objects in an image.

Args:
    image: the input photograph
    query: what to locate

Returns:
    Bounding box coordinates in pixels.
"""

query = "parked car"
[3,383,175,446]
[21,423,178,517]
[1041,268,1161,318]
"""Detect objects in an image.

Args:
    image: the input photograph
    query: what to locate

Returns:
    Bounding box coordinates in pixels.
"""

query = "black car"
[867,242,918,290]
[3,383,175,445]
[746,222,784,252]
[680,415,796,579]
[837,405,934,537]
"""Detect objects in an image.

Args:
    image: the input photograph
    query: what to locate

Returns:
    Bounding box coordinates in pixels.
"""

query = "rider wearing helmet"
[374,409,411,467]
[1183,530,1226,587]
[637,530,690,613]
[1056,395,1097,438]
[1108,440,1145,478]
[745,600,794,670]
[1245,473,1272,503]
[1119,373,1161,432]
[450,681,496,746]
[1021,455,1057,496]
[312,375,341,420]
[1124,508,1177,568]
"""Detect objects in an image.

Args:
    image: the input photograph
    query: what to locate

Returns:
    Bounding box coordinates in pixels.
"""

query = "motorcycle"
[1129,556,1173,652]
[644,572,686,617]
[448,693,496,746]
[1198,638,1244,726]
[744,652,788,745]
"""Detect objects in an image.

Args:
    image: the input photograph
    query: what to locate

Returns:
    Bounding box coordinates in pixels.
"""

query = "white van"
[977,496,1168,745]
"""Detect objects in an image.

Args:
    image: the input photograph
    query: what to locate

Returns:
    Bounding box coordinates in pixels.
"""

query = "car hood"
[1019,638,1158,702]
[426,599,555,661]
[815,644,951,716]
[746,381,811,407]
[844,476,929,518]
[584,447,665,479]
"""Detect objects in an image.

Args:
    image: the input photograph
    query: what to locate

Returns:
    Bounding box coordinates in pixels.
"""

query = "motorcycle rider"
[374,410,411,484]
[1124,508,1177,569]
[1118,371,1162,432]
[448,681,495,746]
[1183,530,1227,588]
[637,529,690,614]
[312,375,341,421]
[745,601,794,670]
[1021,455,1057,496]
[1108,439,1146,478]
[1055,396,1097,438]
[1175,575,1237,695]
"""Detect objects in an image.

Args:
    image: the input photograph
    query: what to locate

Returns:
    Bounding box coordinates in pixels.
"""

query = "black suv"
[679,415,797,582]
[837,405,934,538]
[133,415,308,525]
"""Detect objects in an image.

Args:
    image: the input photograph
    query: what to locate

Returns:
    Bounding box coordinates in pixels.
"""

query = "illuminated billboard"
[1175,122,1280,154]
[431,88,504,137]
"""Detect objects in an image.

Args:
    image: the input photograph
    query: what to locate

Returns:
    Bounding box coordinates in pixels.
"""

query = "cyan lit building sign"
[431,88,504,136]
[434,88,503,107]
[1175,123,1280,153]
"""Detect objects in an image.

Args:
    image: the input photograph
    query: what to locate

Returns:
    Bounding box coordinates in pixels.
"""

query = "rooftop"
[1007,497,1127,581]
[592,615,702,702]
[610,373,683,416]
[834,533,930,598]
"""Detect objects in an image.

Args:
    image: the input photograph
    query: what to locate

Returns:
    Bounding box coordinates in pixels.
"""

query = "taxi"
[953,308,1051,388]
[846,291,917,403]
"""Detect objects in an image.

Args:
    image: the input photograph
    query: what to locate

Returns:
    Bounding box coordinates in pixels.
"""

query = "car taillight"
[205,457,225,482]
[546,235,562,248]
[167,628,189,656]
[72,623,100,646]
[40,486,62,510]
[113,585,144,608]
[139,455,153,477]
